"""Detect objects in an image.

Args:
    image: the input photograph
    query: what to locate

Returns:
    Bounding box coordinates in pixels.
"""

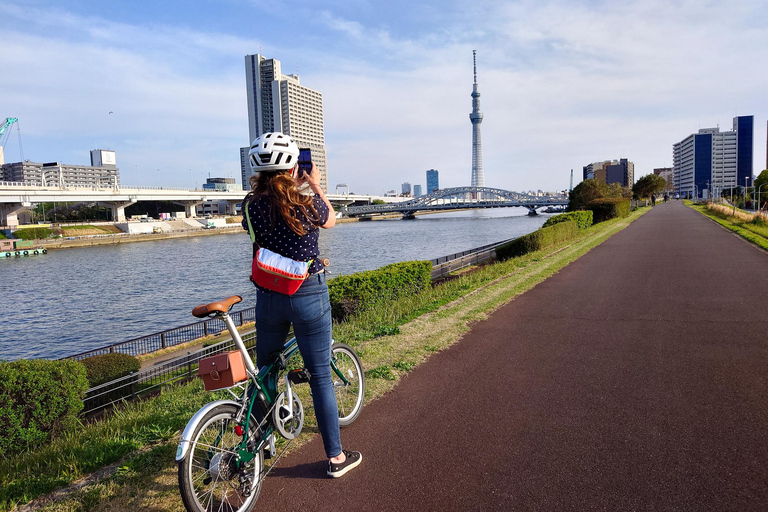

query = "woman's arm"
[303,163,336,228]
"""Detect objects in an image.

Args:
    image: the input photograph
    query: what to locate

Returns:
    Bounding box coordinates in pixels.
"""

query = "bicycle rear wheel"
[178,404,264,512]
[331,343,365,426]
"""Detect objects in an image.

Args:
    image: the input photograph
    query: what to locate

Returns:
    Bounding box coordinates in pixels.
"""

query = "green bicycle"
[176,295,365,512]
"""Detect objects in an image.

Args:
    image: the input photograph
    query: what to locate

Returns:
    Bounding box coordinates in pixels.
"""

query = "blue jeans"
[254,273,342,458]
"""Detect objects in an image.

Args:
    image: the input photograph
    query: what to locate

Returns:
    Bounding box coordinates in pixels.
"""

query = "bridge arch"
[343,187,568,218]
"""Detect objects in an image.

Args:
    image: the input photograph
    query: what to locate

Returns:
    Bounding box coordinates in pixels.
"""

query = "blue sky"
[2,0,767,194]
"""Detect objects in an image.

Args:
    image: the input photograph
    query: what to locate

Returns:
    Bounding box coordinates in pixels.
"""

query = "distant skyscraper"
[469,50,484,188]
[401,182,411,195]
[673,116,753,199]
[243,54,328,192]
[413,184,422,197]
[582,159,634,187]
[426,169,439,193]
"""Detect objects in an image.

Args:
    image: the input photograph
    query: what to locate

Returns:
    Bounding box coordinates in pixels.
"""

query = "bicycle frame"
[176,310,352,463]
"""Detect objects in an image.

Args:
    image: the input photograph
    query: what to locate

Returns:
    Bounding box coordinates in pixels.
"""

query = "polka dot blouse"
[242,194,329,274]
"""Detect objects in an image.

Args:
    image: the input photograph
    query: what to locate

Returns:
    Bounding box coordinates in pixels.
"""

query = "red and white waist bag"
[252,247,311,295]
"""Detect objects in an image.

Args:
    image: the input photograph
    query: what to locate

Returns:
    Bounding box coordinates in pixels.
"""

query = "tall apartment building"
[401,182,411,196]
[673,116,753,199]
[582,159,634,187]
[426,169,439,193]
[413,184,422,197]
[242,54,328,193]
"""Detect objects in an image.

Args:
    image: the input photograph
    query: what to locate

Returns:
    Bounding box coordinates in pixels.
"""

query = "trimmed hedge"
[587,198,631,223]
[496,220,578,261]
[542,211,593,230]
[328,260,433,321]
[80,353,141,388]
[0,359,89,457]
[11,227,53,240]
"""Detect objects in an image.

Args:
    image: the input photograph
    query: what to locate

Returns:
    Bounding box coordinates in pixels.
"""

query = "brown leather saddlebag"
[198,351,247,390]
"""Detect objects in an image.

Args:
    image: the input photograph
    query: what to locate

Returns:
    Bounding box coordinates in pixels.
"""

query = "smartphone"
[298,148,312,178]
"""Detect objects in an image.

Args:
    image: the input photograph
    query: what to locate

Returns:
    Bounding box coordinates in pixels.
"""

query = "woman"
[242,132,361,478]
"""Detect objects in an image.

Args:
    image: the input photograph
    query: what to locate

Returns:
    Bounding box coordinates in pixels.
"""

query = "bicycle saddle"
[192,295,243,318]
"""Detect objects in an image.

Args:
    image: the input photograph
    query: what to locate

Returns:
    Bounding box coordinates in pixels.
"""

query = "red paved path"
[255,201,768,511]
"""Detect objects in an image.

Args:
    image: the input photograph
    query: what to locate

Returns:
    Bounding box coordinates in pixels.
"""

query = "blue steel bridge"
[343,187,569,219]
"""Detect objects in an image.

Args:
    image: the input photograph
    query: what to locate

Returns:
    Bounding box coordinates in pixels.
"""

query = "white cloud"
[1,0,766,193]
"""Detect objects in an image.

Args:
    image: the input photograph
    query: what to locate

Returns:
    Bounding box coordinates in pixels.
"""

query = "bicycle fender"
[175,399,241,462]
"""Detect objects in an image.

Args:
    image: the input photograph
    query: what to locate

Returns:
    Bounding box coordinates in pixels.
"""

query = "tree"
[568,179,621,211]
[632,174,666,200]
[754,169,768,208]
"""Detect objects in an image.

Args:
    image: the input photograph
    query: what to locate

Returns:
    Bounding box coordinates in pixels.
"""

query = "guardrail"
[430,238,514,280]
[82,331,257,414]
[65,307,255,361]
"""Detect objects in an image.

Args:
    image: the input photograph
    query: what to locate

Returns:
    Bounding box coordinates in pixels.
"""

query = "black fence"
[429,238,514,280]
[66,308,255,361]
[82,331,258,414]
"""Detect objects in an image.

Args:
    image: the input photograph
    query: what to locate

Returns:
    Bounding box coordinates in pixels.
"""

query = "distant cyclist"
[242,132,362,478]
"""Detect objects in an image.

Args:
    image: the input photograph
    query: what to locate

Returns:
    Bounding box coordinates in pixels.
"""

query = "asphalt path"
[255,201,768,511]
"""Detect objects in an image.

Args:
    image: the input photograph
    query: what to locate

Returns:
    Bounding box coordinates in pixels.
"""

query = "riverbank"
[31,217,363,250]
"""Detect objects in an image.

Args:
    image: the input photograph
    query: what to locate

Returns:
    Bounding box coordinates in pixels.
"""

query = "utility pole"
[570,169,573,191]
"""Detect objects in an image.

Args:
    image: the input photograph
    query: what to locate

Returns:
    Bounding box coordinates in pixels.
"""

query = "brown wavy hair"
[246,170,321,236]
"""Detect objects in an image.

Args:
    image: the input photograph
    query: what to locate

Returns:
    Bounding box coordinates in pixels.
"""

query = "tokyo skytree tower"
[469,50,484,187]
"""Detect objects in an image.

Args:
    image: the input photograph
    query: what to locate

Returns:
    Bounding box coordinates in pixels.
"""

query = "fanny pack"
[244,197,312,295]
[252,247,311,295]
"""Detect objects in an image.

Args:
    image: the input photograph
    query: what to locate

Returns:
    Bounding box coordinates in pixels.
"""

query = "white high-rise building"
[673,116,753,199]
[242,54,328,193]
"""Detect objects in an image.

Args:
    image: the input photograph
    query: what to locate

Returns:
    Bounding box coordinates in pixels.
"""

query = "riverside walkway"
[257,200,768,511]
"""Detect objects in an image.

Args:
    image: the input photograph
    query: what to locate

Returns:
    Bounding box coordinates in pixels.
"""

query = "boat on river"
[0,239,48,258]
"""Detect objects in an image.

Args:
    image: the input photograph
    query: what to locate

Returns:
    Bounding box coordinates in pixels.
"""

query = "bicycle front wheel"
[331,343,365,426]
[178,404,264,512]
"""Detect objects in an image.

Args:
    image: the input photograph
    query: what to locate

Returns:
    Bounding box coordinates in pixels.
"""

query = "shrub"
[543,211,593,230]
[496,220,578,261]
[587,198,631,223]
[328,260,432,321]
[11,227,53,240]
[79,353,141,388]
[0,359,88,457]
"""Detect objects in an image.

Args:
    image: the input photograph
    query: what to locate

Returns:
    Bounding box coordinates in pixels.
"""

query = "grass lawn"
[1,208,649,512]
[686,201,768,251]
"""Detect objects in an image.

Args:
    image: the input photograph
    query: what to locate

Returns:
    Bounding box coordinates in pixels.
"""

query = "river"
[0,208,551,360]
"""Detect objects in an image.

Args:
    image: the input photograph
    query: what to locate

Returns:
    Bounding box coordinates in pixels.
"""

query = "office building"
[1,152,120,188]
[673,116,753,199]
[239,147,250,190]
[653,167,674,192]
[582,159,634,187]
[401,182,411,196]
[242,54,328,193]
[426,169,439,193]
[413,184,422,197]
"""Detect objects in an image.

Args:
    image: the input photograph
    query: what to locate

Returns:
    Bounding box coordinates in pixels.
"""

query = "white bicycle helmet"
[248,132,300,173]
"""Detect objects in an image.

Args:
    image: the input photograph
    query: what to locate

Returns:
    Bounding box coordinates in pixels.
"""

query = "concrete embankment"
[33,217,362,250]
[38,225,245,250]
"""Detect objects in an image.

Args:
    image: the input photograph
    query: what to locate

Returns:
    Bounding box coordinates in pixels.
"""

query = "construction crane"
[0,117,18,142]
[0,117,21,165]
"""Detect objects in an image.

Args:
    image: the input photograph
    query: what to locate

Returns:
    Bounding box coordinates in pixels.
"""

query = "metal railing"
[66,307,255,361]
[430,238,514,280]
[82,331,257,414]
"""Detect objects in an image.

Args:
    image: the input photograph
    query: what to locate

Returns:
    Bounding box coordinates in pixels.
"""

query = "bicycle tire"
[178,403,264,512]
[331,343,365,426]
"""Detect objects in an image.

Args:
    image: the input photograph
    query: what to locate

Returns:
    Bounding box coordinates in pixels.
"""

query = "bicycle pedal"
[287,368,311,384]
